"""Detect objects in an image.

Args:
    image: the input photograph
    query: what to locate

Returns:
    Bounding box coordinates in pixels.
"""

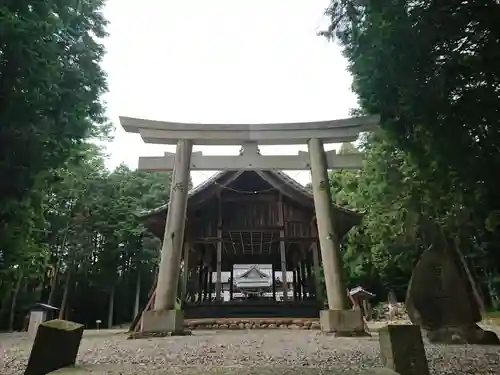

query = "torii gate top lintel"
[119,115,380,146]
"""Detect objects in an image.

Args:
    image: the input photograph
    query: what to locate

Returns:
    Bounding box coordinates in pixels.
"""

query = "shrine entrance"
[121,115,379,334]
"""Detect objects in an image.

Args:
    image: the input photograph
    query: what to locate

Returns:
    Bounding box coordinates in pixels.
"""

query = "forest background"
[1,0,499,330]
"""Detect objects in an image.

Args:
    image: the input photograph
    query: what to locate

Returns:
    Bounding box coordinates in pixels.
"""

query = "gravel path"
[1,329,500,375]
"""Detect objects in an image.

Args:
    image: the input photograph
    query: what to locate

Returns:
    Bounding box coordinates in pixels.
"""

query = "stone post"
[379,324,430,375]
[25,320,84,375]
[308,138,364,334]
[142,139,192,333]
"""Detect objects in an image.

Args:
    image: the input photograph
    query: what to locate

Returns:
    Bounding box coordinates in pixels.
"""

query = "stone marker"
[406,244,500,344]
[378,324,429,375]
[25,319,84,375]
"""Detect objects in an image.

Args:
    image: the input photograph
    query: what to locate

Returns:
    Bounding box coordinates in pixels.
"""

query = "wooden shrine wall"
[186,191,315,241]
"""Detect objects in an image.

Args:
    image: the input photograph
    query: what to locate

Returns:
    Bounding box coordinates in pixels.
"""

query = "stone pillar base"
[426,324,500,345]
[319,309,369,336]
[140,309,186,335]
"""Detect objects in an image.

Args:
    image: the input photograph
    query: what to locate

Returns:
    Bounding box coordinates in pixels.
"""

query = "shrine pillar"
[215,191,223,302]
[215,238,222,301]
[142,139,192,333]
[278,192,289,301]
[308,138,366,335]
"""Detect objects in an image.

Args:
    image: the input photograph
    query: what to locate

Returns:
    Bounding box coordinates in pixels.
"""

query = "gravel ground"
[1,328,500,375]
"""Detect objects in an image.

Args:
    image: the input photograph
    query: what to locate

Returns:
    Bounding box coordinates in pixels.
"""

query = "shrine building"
[139,169,361,319]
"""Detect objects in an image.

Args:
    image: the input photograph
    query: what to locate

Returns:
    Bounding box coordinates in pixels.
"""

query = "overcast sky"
[100,0,357,186]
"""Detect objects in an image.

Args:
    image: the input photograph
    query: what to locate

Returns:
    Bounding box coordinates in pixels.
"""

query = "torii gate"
[120,114,379,335]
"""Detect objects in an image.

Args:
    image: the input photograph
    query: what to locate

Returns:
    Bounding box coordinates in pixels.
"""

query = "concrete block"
[378,324,429,375]
[141,309,184,333]
[319,309,366,334]
[25,319,84,375]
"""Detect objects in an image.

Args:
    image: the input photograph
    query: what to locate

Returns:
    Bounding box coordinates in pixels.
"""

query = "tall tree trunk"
[47,257,61,306]
[58,266,72,319]
[133,272,141,319]
[107,285,115,329]
[8,269,24,331]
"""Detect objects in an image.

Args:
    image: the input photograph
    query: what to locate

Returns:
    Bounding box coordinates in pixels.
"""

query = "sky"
[100,0,358,187]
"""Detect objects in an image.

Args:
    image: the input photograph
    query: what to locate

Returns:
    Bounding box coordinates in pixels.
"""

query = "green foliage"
[0,0,110,286]
[322,0,500,302]
[0,144,172,329]
[0,1,177,329]
[330,139,423,298]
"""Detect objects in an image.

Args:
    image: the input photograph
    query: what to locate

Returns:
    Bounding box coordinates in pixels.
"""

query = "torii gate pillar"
[308,138,366,335]
[141,140,192,334]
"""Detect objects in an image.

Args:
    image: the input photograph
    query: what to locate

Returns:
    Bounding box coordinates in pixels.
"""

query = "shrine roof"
[139,169,362,220]
[138,170,363,240]
[235,264,270,280]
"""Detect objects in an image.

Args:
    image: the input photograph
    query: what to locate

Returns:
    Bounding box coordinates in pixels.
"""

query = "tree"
[0,140,174,330]
[322,0,500,306]
[0,0,110,275]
